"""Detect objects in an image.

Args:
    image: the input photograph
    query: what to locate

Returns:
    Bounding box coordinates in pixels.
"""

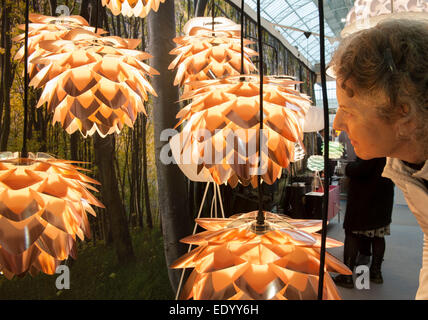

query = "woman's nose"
[333,110,345,132]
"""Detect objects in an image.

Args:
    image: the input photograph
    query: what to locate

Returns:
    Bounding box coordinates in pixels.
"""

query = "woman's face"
[333,80,401,160]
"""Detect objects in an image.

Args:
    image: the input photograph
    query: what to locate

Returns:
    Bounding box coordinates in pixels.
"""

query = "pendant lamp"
[307,155,325,172]
[171,211,351,300]
[15,26,158,137]
[0,152,103,279]
[169,17,257,90]
[341,0,428,37]
[322,141,344,159]
[13,13,105,81]
[101,0,166,18]
[173,75,311,187]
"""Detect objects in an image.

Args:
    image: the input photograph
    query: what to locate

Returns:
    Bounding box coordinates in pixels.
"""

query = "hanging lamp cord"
[255,0,264,227]
[21,0,30,158]
[94,0,100,34]
[317,0,330,301]
[240,0,244,75]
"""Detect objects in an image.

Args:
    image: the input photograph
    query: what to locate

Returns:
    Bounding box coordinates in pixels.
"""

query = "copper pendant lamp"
[173,75,311,187]
[171,211,351,300]
[0,152,104,279]
[169,17,258,89]
[17,26,158,137]
[101,0,166,18]
[13,13,105,81]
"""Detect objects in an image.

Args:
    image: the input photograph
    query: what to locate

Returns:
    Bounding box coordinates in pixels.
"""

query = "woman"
[331,19,428,299]
[334,157,394,288]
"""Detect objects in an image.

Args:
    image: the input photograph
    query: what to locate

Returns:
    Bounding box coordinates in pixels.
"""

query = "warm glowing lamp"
[0,152,103,278]
[101,0,166,18]
[169,17,257,89]
[19,27,158,137]
[172,75,311,187]
[13,13,105,81]
[171,211,351,300]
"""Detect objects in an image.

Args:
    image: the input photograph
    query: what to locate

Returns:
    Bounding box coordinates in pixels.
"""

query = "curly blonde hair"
[332,19,428,124]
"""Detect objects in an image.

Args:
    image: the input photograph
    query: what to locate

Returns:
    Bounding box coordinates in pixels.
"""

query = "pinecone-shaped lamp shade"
[0,152,103,279]
[169,17,257,90]
[102,0,166,18]
[13,13,105,81]
[172,75,311,187]
[171,211,351,300]
[15,25,158,137]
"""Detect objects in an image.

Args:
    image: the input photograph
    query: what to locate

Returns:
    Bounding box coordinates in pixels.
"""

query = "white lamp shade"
[303,106,324,133]
[170,132,214,183]
[342,0,428,37]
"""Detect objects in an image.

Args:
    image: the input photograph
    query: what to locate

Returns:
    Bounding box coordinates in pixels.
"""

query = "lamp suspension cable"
[240,0,244,75]
[95,0,100,34]
[21,0,30,159]
[255,0,264,228]
[316,0,330,301]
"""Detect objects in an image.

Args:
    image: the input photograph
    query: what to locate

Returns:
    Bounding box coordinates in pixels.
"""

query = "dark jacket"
[343,157,394,231]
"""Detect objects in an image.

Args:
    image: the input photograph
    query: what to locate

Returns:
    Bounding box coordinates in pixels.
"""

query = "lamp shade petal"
[169,17,258,90]
[174,75,311,187]
[171,211,351,300]
[102,0,166,18]
[0,152,103,278]
[14,19,158,137]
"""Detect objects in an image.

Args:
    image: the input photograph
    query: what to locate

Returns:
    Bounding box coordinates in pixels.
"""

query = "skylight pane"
[245,0,346,65]
[280,11,300,26]
[296,2,315,17]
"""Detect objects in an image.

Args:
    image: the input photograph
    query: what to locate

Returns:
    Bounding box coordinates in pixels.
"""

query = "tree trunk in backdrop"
[195,0,209,17]
[0,2,13,151]
[140,18,152,229]
[93,133,135,263]
[48,0,57,15]
[147,0,192,293]
[142,114,152,229]
[81,0,135,263]
[70,132,80,160]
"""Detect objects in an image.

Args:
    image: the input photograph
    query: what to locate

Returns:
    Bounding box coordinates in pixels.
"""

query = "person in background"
[333,157,394,288]
[338,130,372,264]
[331,19,428,299]
[339,131,356,162]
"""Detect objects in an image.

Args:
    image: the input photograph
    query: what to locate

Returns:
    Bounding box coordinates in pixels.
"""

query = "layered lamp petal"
[13,13,106,81]
[101,0,166,18]
[169,17,258,90]
[0,152,103,278]
[14,24,158,137]
[171,211,351,300]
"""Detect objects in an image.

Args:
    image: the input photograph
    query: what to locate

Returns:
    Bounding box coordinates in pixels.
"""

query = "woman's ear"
[399,104,410,117]
[395,104,416,139]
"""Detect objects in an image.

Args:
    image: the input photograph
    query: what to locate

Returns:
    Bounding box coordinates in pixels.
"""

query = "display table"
[304,185,340,221]
[283,184,340,221]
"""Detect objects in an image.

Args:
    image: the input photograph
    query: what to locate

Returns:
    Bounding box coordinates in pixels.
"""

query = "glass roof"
[246,0,354,66]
